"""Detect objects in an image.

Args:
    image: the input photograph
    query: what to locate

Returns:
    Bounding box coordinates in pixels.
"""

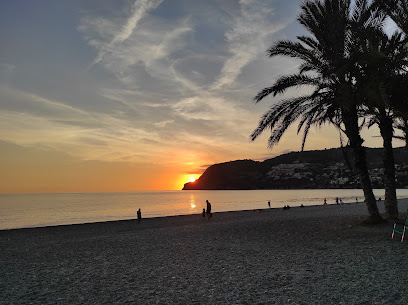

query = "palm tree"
[251,0,383,222]
[364,0,408,218]
[359,29,408,219]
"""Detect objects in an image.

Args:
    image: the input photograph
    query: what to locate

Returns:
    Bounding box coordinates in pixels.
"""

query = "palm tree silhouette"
[361,30,408,219]
[367,0,408,218]
[251,0,383,222]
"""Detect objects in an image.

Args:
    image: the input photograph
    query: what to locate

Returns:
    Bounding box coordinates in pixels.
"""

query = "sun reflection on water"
[190,194,196,209]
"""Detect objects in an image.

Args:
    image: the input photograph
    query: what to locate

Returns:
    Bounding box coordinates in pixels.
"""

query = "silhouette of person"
[324,198,327,205]
[268,201,271,208]
[336,197,339,205]
[206,200,212,219]
[202,208,206,219]
[137,208,142,224]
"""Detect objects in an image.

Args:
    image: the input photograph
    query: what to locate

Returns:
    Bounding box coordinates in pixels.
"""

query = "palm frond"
[250,95,314,142]
[297,35,320,50]
[267,40,318,65]
[253,74,321,103]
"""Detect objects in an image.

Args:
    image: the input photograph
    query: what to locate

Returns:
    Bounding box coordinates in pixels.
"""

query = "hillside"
[182,147,408,190]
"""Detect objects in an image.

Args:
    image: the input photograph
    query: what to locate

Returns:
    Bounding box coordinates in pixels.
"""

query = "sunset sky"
[0,0,400,193]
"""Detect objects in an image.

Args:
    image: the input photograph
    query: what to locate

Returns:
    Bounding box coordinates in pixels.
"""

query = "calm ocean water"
[1,189,408,230]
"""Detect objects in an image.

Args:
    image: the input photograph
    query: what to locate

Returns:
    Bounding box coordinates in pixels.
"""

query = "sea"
[1,189,408,230]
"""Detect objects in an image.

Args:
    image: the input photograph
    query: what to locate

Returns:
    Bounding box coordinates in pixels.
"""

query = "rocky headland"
[183,147,408,190]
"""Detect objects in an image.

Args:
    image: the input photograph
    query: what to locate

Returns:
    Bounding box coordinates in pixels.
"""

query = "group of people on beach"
[332,197,365,205]
[139,195,372,223]
[136,200,213,224]
[138,195,370,224]
[202,200,212,220]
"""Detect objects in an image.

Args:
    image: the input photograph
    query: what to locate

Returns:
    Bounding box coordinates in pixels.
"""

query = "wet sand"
[1,200,408,304]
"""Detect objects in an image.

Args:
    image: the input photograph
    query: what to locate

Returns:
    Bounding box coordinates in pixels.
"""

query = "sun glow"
[177,174,201,190]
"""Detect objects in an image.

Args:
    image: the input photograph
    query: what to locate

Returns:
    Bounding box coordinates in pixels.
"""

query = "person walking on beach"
[206,200,212,219]
[202,208,206,219]
[137,208,142,224]
[268,201,271,208]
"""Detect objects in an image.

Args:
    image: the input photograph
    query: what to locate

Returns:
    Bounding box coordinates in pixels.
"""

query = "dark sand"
[1,200,408,305]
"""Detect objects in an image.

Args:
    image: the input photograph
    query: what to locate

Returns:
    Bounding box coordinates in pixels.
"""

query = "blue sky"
[0,0,394,192]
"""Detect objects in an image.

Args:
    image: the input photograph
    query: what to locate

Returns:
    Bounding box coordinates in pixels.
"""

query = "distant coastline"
[183,147,408,190]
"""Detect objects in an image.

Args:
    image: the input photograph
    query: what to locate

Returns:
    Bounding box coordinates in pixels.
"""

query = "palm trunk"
[379,114,398,219]
[342,109,382,222]
[352,144,382,221]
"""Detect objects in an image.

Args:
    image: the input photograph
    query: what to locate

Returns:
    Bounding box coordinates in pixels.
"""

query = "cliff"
[182,147,408,190]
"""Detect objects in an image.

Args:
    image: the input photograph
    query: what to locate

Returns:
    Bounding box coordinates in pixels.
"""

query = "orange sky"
[0,140,202,193]
[0,124,390,194]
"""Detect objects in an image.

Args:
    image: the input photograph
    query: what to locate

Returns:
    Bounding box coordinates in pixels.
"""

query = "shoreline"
[2,197,408,232]
[0,203,337,232]
[3,190,408,231]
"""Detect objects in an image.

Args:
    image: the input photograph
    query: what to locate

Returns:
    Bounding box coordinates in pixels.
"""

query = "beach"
[1,200,408,304]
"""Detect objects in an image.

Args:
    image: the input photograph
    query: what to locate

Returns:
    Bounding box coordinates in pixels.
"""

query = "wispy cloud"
[153,120,174,128]
[0,87,160,159]
[87,0,163,69]
[81,12,193,92]
[212,0,286,90]
[0,87,256,167]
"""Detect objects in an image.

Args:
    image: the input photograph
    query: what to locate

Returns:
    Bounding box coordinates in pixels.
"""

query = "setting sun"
[183,174,200,185]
